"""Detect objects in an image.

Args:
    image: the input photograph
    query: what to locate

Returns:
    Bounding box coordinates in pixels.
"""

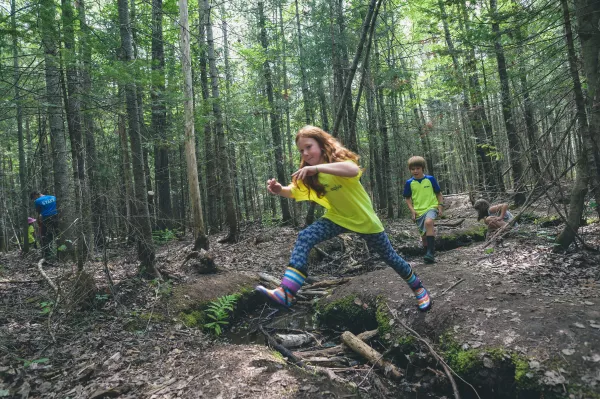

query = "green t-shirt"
[402,175,441,216]
[290,161,384,234]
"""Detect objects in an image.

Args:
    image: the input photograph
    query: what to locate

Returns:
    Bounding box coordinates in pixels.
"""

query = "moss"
[316,295,376,333]
[375,297,392,337]
[179,310,205,328]
[512,354,540,391]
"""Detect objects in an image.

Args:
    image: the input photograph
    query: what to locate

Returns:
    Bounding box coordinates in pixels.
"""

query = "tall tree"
[556,0,600,247]
[151,0,173,231]
[40,0,74,249]
[490,0,525,205]
[258,1,292,225]
[204,0,238,242]
[12,0,28,253]
[179,0,208,250]
[198,0,219,233]
[117,0,158,276]
[62,0,92,268]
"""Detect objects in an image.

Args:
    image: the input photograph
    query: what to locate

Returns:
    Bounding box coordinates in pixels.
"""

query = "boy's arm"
[436,192,444,216]
[405,198,417,221]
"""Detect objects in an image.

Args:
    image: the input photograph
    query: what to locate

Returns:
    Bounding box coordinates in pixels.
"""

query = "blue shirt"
[403,175,441,216]
[35,195,58,219]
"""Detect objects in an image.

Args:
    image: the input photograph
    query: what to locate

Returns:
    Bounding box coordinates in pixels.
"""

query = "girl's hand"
[292,165,318,180]
[267,178,283,195]
[411,210,417,221]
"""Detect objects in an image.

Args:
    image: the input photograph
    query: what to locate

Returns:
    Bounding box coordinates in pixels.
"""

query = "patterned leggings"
[289,218,412,279]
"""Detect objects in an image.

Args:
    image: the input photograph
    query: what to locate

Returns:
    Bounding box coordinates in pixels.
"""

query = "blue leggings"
[289,218,413,279]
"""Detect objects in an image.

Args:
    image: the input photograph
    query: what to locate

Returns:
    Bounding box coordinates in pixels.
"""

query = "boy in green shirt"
[403,156,444,263]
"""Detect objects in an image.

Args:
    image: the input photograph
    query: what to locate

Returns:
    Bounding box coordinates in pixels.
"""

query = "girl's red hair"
[293,125,360,198]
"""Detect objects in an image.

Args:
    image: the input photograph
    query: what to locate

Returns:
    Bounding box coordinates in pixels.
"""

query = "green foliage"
[152,229,177,244]
[39,301,53,314]
[203,294,240,336]
[179,310,205,328]
[484,248,494,254]
[150,279,173,298]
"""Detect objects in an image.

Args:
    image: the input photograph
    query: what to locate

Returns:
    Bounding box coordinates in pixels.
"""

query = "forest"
[0,0,599,396]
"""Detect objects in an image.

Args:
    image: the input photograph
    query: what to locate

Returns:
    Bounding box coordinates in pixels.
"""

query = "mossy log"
[396,225,487,255]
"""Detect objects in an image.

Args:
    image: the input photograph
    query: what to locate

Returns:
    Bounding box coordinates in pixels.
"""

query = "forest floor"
[1,194,600,398]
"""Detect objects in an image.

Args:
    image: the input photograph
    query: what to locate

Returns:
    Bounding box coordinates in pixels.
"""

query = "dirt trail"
[1,195,599,398]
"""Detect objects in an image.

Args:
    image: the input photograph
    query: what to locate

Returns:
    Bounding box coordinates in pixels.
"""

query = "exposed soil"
[1,194,599,398]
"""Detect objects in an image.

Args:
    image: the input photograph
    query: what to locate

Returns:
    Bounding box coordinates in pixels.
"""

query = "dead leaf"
[561,349,575,356]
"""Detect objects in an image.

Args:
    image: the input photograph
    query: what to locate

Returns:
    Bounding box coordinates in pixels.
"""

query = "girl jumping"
[256,126,432,312]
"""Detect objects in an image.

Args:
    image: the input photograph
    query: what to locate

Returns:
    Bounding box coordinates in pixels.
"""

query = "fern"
[204,294,239,336]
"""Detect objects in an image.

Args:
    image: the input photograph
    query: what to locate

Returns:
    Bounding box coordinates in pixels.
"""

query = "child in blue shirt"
[31,191,59,259]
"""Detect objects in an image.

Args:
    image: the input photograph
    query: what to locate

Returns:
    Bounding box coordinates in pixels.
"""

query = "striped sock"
[256,267,306,308]
[404,271,432,311]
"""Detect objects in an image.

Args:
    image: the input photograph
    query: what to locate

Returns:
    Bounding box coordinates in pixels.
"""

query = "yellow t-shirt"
[290,161,384,234]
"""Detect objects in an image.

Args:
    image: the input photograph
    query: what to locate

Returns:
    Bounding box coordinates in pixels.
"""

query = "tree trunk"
[78,0,103,249]
[119,114,134,240]
[12,0,28,253]
[556,0,597,247]
[204,0,238,242]
[294,0,312,124]
[62,0,92,268]
[151,0,173,232]
[331,0,377,152]
[40,0,74,250]
[573,0,600,217]
[197,0,219,233]
[490,0,526,205]
[117,0,158,277]
[438,0,499,194]
[258,1,291,225]
[179,0,209,250]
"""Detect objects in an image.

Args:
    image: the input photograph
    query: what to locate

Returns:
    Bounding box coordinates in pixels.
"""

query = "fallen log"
[303,356,347,367]
[297,289,329,296]
[274,333,313,348]
[341,331,402,380]
[295,329,378,359]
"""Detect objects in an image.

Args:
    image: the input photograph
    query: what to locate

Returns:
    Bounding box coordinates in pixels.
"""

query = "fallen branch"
[305,278,351,289]
[341,331,402,380]
[258,272,281,288]
[294,329,378,359]
[314,246,336,260]
[259,324,303,366]
[37,259,60,343]
[0,279,44,284]
[439,278,465,297]
[386,304,479,399]
[37,258,58,293]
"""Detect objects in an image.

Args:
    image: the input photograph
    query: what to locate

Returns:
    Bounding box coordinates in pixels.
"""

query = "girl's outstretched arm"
[267,178,294,199]
[292,161,359,180]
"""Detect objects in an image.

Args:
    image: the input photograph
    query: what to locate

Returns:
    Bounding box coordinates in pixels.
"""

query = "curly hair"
[293,125,360,198]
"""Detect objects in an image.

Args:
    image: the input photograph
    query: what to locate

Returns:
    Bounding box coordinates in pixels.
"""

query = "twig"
[37,259,60,343]
[314,246,335,260]
[439,278,465,297]
[386,304,479,399]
